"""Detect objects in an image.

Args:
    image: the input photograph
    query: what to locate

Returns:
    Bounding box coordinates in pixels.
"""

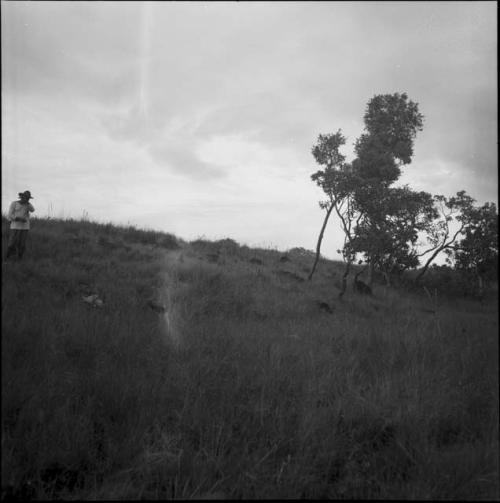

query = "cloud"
[399,156,497,206]
[149,141,226,181]
[2,2,497,257]
[1,2,142,102]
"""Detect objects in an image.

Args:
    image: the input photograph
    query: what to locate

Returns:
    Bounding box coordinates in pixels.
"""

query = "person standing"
[6,191,35,260]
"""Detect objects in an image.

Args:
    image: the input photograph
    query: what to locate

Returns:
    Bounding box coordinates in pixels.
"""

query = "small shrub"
[215,238,240,254]
[156,233,180,250]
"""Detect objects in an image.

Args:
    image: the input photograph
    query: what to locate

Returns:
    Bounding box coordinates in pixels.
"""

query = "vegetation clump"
[309,93,498,300]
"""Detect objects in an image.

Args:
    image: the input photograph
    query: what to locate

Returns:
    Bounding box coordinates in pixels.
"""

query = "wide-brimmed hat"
[19,190,34,199]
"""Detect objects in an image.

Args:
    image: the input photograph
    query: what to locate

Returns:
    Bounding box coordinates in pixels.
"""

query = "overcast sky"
[2,1,497,259]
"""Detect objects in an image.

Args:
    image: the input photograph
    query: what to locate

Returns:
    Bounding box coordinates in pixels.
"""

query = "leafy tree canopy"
[353,92,424,187]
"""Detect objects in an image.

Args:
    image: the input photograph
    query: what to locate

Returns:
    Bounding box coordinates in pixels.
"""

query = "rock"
[82,294,104,308]
[249,258,263,265]
[147,300,167,314]
[317,301,334,314]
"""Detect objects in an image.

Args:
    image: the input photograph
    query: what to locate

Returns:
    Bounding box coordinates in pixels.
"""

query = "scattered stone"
[317,301,334,314]
[82,294,104,308]
[147,300,167,314]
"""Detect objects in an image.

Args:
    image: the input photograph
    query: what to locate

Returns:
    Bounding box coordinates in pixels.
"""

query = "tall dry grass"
[2,217,498,499]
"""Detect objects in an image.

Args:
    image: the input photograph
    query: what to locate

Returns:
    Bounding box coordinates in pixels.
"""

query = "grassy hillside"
[2,216,498,500]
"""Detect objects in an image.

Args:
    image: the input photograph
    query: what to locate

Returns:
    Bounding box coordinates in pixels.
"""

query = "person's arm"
[7,202,16,221]
[28,203,35,213]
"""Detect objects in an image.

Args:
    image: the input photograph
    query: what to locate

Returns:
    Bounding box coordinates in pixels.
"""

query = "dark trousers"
[6,229,29,259]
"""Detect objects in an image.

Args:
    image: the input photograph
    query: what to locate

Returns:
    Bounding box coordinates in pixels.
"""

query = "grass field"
[2,216,498,500]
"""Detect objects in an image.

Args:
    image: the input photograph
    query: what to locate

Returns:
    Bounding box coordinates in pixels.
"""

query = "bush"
[419,265,474,298]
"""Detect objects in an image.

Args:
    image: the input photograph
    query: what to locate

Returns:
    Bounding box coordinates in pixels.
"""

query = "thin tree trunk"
[416,224,465,283]
[415,246,445,283]
[308,202,335,281]
[368,260,375,288]
[338,259,352,299]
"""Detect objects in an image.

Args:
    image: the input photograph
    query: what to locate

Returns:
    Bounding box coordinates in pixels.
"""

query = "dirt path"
[157,248,202,349]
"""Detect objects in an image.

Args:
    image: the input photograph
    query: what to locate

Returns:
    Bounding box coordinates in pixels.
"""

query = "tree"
[414,191,476,282]
[353,92,424,186]
[350,93,424,284]
[349,186,436,284]
[309,130,359,286]
[310,94,495,300]
[445,201,498,296]
[310,92,425,295]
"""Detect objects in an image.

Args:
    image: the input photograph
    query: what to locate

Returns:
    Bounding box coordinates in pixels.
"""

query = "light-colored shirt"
[8,200,35,230]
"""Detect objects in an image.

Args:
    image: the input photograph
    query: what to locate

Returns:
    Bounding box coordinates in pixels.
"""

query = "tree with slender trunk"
[414,191,476,283]
[444,201,497,297]
[350,185,436,285]
[349,93,424,284]
[308,200,335,281]
[310,93,425,294]
[309,130,358,283]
